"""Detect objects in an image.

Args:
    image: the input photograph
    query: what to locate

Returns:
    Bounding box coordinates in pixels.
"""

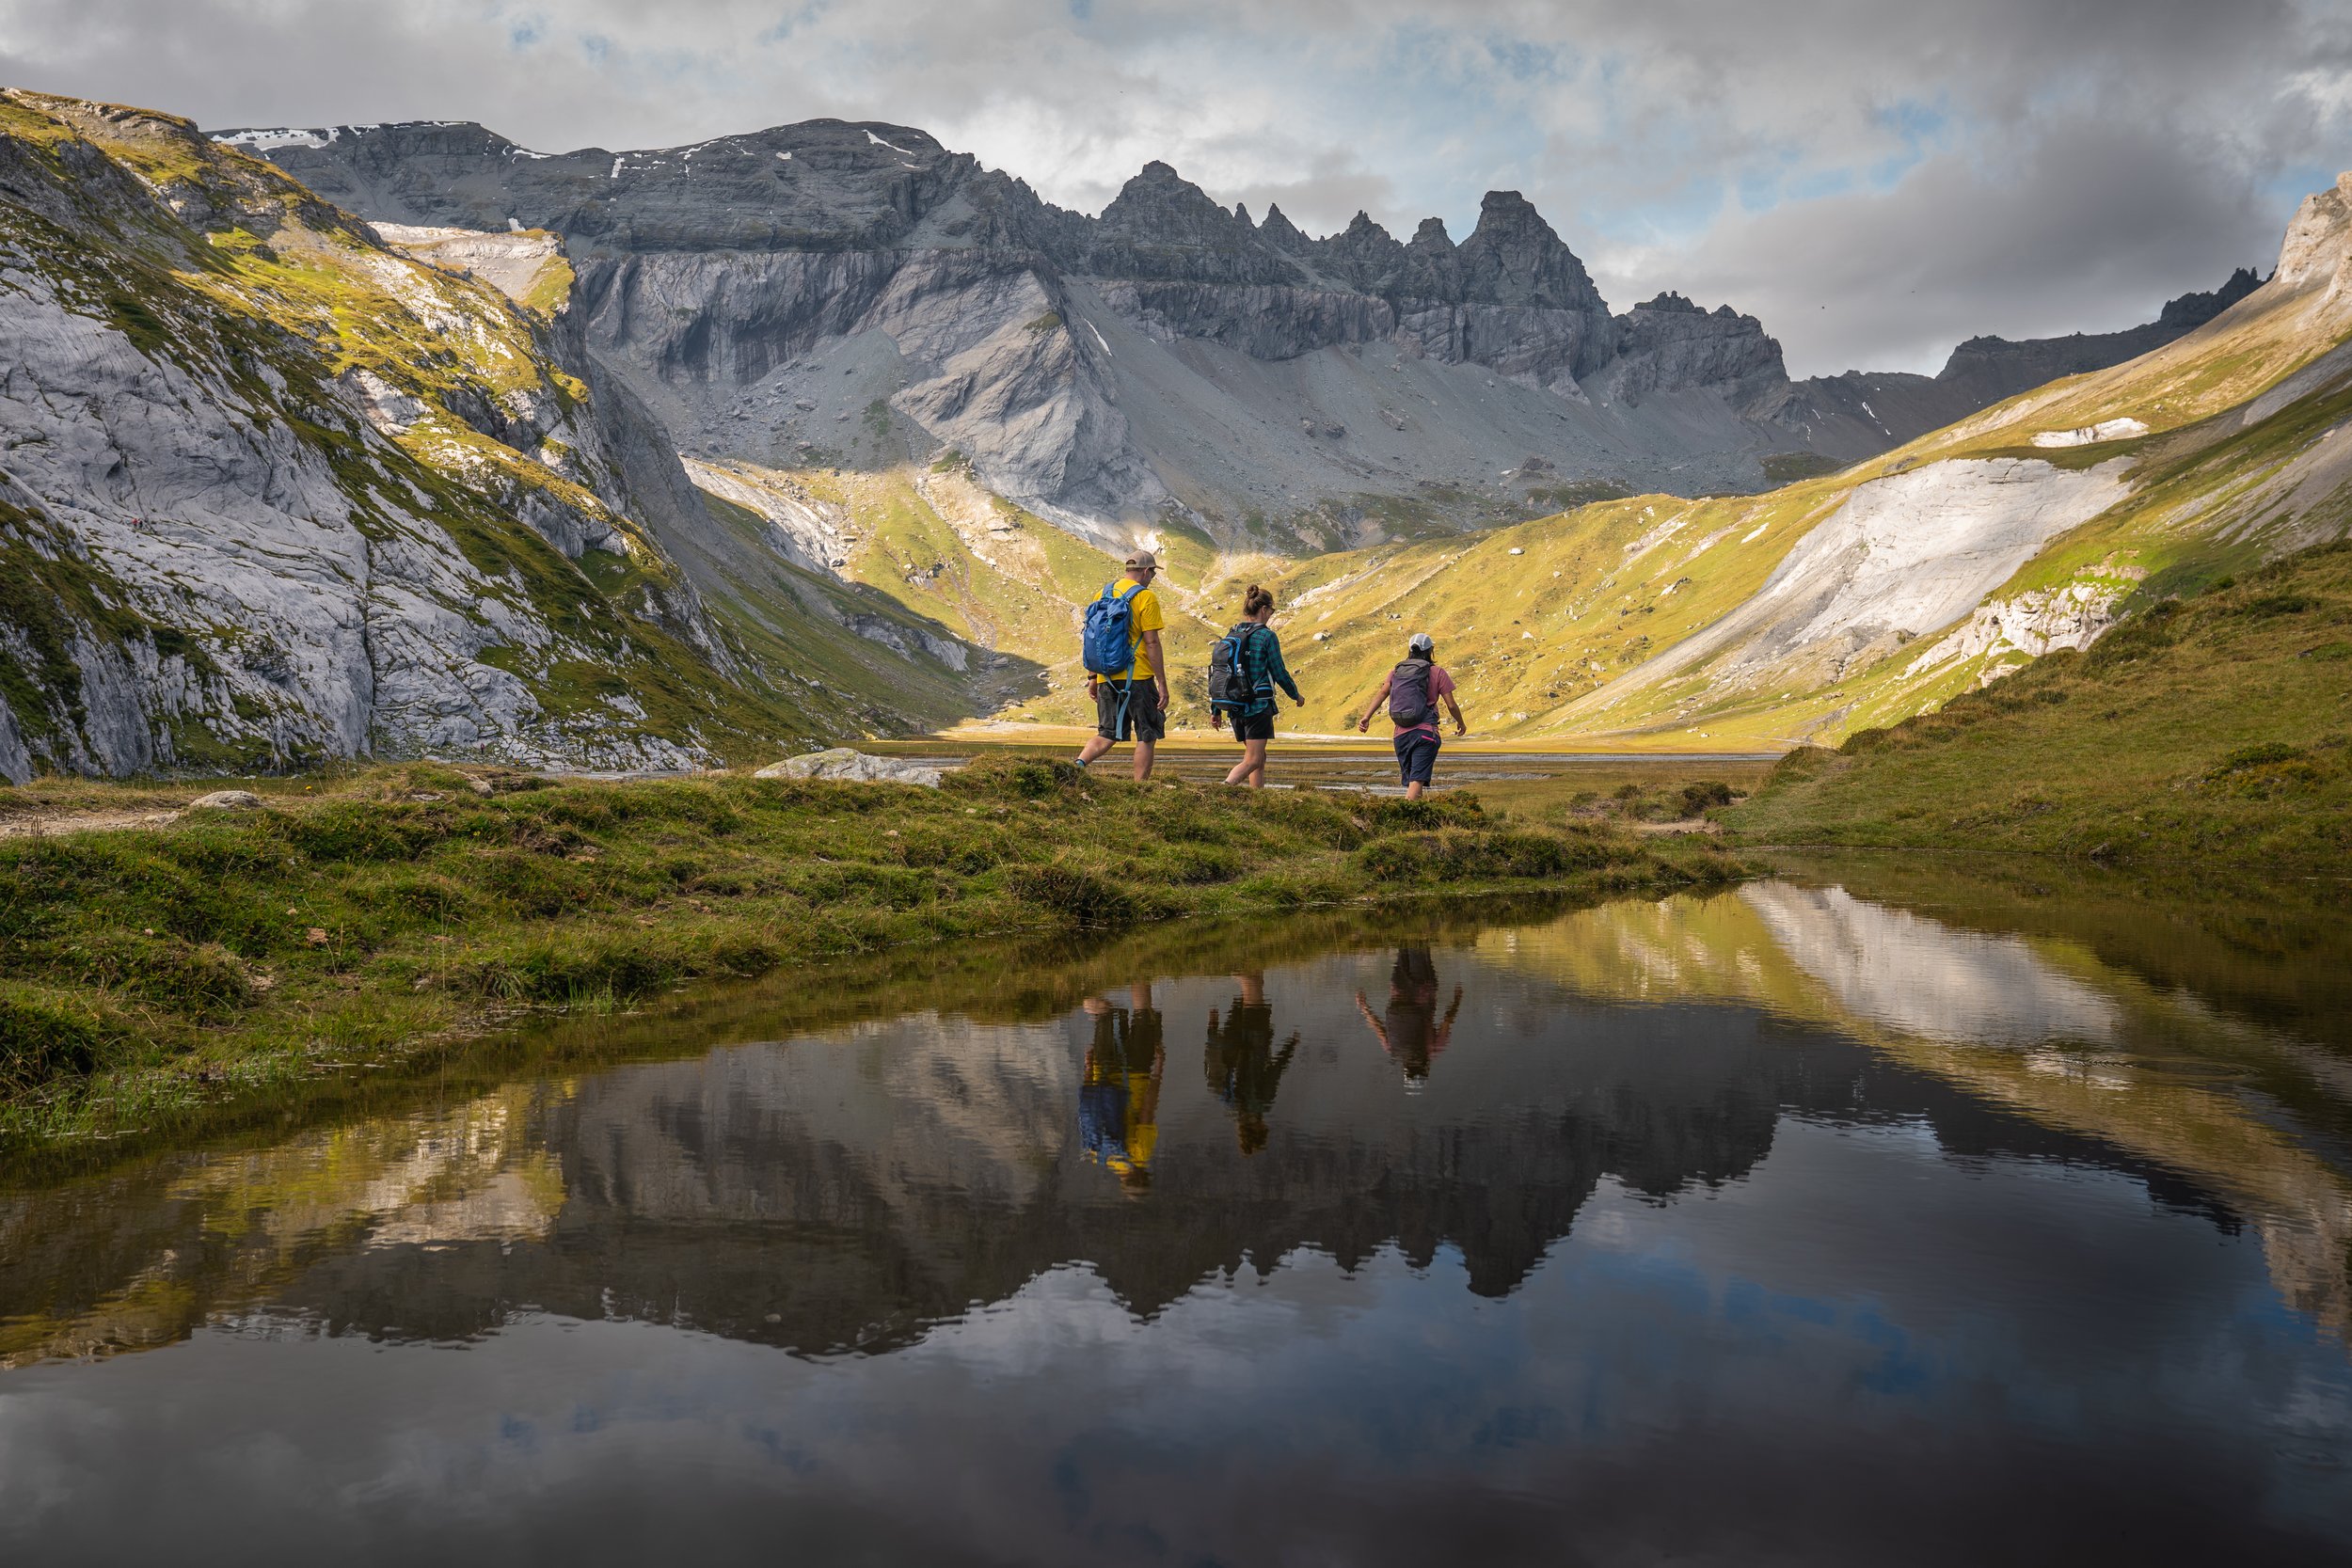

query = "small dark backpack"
[1387,657,1435,726]
[1207,624,1263,718]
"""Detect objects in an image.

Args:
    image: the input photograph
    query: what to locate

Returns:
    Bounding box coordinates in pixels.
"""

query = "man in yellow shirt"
[1075,549,1168,781]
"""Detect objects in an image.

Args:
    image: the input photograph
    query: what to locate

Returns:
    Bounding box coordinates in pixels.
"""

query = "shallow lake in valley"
[4,859,2349,1564]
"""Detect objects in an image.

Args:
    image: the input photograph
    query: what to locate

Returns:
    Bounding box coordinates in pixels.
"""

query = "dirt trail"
[0,806,186,839]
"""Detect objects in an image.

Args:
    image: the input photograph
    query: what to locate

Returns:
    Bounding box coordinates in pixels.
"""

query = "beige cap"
[1124,548,1160,570]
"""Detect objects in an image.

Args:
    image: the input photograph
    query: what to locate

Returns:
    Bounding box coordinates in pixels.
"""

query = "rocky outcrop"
[1595,293,1787,408]
[0,92,956,781]
[753,747,946,784]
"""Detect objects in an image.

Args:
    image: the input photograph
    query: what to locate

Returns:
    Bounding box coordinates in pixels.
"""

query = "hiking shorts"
[1232,708,1276,742]
[1094,679,1165,744]
[1393,731,1440,786]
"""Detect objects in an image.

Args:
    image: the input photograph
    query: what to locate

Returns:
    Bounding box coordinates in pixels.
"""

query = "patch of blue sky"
[507,14,544,51]
[2265,161,2339,212]
[1480,33,1573,87]
[1284,25,1575,236]
[1729,98,1952,214]
[1586,172,1727,245]
[1068,0,1094,21]
[1875,96,1953,146]
[756,2,833,48]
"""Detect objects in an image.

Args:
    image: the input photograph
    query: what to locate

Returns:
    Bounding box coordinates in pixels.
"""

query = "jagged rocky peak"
[1457,190,1603,312]
[1258,202,1311,252]
[1401,216,1462,298]
[1099,161,1246,239]
[2157,265,2265,329]
[1600,288,1787,406]
[1089,160,1298,283]
[1316,211,1409,292]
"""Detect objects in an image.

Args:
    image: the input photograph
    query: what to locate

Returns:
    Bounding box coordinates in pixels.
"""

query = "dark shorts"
[1094,679,1165,743]
[1393,730,1440,786]
[1232,708,1275,742]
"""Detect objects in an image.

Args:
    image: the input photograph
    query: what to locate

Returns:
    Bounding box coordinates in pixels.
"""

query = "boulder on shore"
[754,749,945,787]
[186,789,264,811]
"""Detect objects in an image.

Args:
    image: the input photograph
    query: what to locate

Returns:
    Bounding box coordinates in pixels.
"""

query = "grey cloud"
[1595,121,2293,376]
[0,0,2346,373]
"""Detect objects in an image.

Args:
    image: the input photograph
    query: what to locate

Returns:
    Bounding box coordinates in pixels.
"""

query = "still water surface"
[4,863,2350,1564]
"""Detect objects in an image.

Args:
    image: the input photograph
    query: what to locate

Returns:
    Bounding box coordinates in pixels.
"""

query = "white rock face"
[2275,171,2352,296]
[1618,457,2130,695]
[754,748,945,786]
[0,264,691,780]
[2031,418,2148,447]
[1900,574,2138,683]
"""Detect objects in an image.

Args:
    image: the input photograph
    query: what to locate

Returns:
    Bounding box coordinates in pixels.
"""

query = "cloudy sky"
[5,0,2349,373]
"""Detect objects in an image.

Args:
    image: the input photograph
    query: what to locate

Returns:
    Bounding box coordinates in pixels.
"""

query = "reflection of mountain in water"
[11,877,2342,1371]
[263,960,2242,1358]
[1741,883,2122,1045]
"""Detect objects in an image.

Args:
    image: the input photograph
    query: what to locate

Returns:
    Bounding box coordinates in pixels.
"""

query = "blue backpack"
[1081,581,1139,677]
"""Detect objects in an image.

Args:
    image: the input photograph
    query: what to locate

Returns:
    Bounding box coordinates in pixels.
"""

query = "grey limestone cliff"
[242,119,1825,535]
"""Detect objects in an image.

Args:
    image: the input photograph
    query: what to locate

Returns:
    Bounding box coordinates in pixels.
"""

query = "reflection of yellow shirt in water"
[1080,1008,1163,1179]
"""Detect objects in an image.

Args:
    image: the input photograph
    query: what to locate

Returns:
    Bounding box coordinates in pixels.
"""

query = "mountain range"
[242,117,2260,546]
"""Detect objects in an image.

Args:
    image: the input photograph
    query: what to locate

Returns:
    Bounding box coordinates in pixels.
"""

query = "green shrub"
[1249,790,1363,848]
[2085,599,2180,669]
[1678,780,1737,816]
[122,938,253,1020]
[949,755,1089,800]
[2216,741,2307,772]
[1004,863,1140,927]
[0,990,105,1088]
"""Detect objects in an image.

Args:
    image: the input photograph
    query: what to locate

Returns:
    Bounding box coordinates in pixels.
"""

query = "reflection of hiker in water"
[1357,947,1463,1086]
[1080,983,1165,1195]
[1203,972,1299,1155]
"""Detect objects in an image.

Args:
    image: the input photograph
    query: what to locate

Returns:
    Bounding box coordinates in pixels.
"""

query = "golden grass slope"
[1726,538,2352,867]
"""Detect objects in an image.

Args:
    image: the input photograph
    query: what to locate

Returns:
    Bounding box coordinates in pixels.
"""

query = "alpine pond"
[3,863,2349,1566]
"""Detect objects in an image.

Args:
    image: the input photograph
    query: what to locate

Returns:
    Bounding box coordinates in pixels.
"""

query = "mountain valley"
[0,87,2342,776]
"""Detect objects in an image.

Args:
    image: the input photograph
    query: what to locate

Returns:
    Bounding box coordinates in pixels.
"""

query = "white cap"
[1408,632,1434,653]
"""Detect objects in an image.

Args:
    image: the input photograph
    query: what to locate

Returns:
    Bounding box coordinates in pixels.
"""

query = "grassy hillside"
[1725,540,2352,864]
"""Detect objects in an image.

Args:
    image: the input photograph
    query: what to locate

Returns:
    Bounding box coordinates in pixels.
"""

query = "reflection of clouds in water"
[1741,884,2120,1046]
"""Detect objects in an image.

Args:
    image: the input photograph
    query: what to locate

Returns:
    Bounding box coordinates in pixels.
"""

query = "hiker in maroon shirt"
[1355,633,1467,799]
